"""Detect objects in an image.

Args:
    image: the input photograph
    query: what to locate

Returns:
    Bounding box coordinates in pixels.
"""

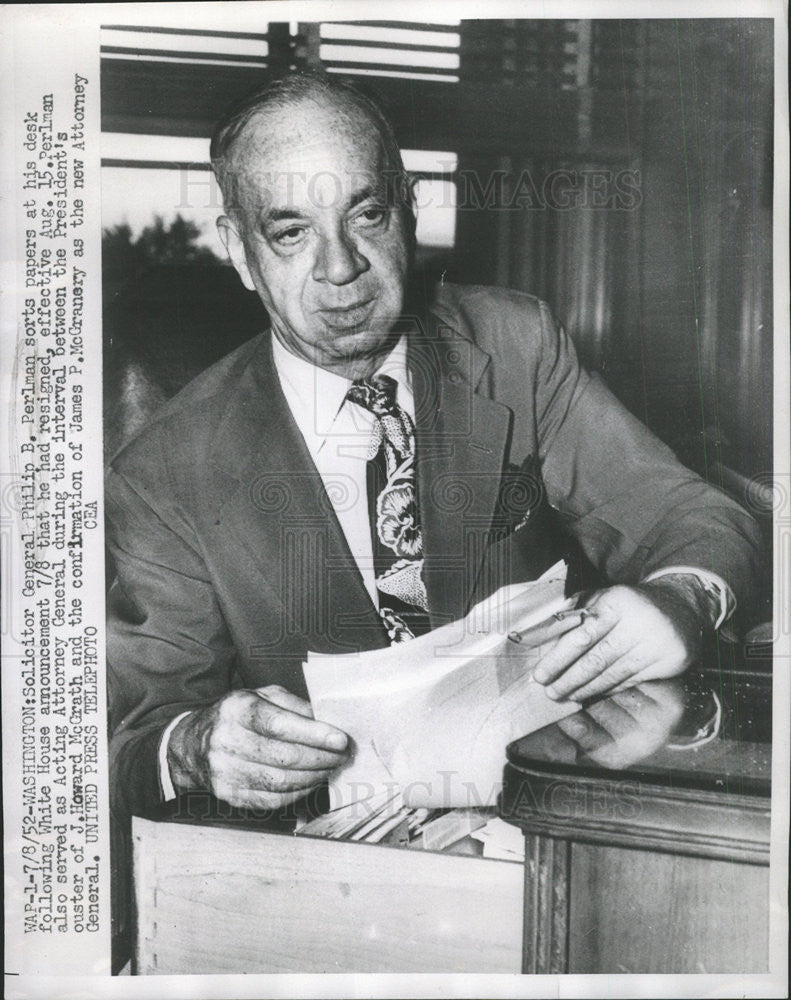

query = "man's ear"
[216,215,256,292]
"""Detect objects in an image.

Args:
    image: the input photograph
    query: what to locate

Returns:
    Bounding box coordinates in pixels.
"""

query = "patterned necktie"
[346,374,431,643]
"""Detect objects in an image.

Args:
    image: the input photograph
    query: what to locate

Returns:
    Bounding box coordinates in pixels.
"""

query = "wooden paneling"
[568,842,770,973]
[448,20,773,510]
[501,762,771,865]
[133,818,524,974]
[522,833,570,974]
[634,20,773,481]
[503,670,772,974]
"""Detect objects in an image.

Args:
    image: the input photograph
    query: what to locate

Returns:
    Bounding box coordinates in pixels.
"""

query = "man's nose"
[312,231,369,285]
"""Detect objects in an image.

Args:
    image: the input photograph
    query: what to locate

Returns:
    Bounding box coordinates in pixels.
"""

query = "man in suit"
[106,73,760,821]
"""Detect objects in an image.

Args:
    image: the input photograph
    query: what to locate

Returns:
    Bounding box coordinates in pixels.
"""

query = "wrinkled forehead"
[224,98,389,222]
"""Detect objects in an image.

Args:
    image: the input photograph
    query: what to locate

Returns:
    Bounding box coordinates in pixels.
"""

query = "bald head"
[211,73,413,230]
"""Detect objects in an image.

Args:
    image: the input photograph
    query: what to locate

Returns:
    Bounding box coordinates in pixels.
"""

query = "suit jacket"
[105,283,760,819]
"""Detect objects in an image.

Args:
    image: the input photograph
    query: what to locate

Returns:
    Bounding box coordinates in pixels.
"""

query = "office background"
[100,16,774,622]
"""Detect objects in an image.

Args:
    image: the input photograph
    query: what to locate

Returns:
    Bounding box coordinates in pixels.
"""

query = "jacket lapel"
[210,315,512,646]
[410,315,512,626]
[212,336,388,655]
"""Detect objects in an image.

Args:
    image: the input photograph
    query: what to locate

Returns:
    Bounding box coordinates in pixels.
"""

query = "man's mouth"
[318,298,376,330]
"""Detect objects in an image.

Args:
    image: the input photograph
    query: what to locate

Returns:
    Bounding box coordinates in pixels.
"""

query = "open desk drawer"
[132,816,523,974]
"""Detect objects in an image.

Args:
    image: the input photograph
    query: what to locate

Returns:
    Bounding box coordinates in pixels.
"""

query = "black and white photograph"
[1,3,788,997]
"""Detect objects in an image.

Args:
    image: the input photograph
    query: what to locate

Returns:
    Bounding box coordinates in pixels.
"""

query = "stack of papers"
[470,817,527,862]
[296,796,497,853]
[303,562,582,810]
[302,791,412,846]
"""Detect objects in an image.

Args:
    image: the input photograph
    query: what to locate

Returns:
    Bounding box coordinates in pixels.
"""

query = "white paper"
[304,562,581,808]
[471,816,526,861]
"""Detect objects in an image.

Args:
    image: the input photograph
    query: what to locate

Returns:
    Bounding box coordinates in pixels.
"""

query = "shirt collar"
[271,332,413,459]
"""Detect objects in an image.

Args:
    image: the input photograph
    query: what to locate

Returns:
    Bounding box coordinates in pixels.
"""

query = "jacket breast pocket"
[481,455,568,588]
[490,456,550,538]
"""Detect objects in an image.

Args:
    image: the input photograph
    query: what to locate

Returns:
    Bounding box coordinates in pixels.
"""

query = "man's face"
[217,99,413,377]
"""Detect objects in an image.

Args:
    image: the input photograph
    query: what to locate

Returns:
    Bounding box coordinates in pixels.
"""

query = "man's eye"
[352,206,388,229]
[273,226,306,245]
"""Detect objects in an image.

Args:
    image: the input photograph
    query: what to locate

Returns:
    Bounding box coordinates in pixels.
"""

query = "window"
[316,21,461,82]
[102,135,457,255]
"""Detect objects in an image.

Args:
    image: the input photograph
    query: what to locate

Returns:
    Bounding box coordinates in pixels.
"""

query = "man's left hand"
[533,578,711,702]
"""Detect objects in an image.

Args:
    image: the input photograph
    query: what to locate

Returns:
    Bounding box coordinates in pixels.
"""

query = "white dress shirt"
[271,332,415,606]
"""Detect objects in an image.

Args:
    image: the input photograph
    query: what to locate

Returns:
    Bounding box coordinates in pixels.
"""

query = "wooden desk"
[128,666,771,974]
[500,669,772,974]
[131,817,524,973]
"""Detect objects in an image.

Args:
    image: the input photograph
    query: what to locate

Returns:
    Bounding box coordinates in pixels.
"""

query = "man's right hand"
[166,685,350,810]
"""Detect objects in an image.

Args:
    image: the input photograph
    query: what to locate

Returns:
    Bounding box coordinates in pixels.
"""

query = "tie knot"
[346,374,399,417]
